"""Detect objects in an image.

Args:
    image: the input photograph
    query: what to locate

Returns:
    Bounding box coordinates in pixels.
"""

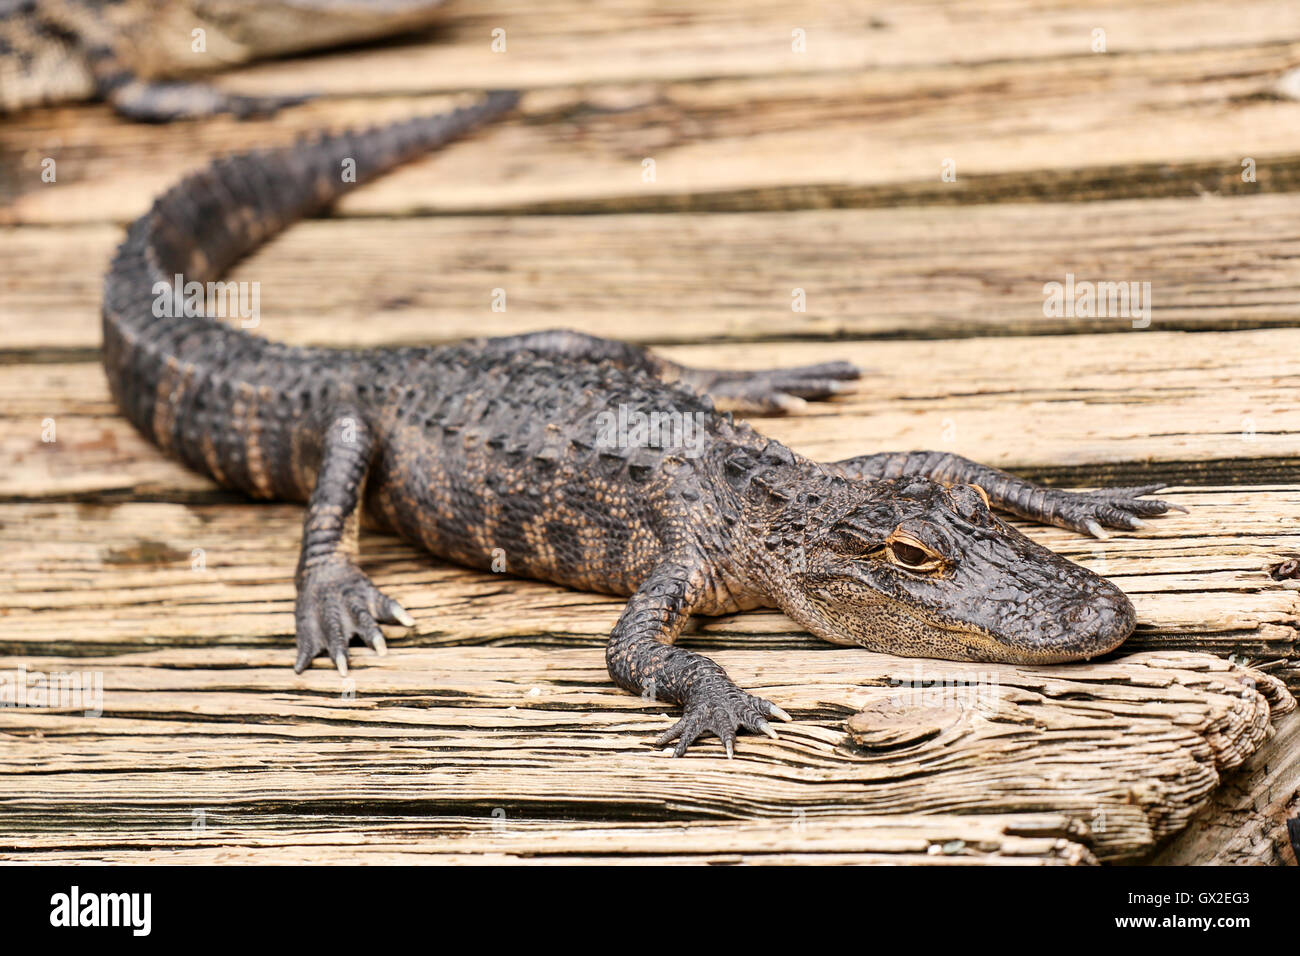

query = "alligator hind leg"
[86,47,310,122]
[831,450,1185,539]
[671,361,860,413]
[293,408,414,675]
[104,78,311,123]
[484,328,859,413]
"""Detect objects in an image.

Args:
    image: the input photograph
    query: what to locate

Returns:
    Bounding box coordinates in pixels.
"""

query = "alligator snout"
[1029,574,1136,663]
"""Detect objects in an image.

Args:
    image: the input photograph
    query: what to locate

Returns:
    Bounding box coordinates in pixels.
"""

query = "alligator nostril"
[1082,587,1136,654]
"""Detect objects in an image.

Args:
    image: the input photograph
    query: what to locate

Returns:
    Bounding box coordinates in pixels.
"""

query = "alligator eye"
[885,534,943,571]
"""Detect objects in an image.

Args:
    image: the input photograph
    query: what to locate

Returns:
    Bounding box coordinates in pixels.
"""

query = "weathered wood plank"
[2,0,1297,866]
[0,644,1290,862]
[8,193,1300,352]
[7,34,1300,225]
[1151,710,1300,865]
[0,812,1097,865]
[215,0,1300,93]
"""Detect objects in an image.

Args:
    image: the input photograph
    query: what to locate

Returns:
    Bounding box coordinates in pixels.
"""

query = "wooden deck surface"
[1,1,1299,865]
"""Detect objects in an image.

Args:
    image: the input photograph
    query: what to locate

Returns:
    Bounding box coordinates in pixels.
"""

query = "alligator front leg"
[293,409,413,675]
[607,560,791,757]
[832,450,1185,539]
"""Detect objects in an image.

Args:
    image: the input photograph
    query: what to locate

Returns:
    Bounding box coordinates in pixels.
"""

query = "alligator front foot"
[656,680,791,758]
[293,556,414,675]
[1032,484,1188,538]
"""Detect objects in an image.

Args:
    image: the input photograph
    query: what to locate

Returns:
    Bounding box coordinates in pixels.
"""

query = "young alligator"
[101,92,1184,756]
[2,0,448,121]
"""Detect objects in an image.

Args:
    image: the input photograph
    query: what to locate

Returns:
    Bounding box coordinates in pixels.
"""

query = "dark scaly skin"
[101,93,1185,756]
[1,0,448,121]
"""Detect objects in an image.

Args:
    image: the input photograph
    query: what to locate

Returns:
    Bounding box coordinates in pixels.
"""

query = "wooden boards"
[2,0,1298,865]
[8,196,1300,353]
[0,643,1290,863]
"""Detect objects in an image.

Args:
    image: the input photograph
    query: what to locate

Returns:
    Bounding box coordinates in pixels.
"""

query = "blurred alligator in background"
[0,0,448,121]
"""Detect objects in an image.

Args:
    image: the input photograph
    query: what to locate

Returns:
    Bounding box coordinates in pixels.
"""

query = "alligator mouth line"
[803,591,1119,665]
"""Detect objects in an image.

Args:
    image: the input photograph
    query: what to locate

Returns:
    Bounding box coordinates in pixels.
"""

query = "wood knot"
[1269,556,1299,580]
[845,698,966,751]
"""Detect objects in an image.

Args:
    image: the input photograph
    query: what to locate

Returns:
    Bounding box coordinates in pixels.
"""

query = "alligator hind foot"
[1013,483,1188,539]
[293,409,412,675]
[833,451,1187,538]
[105,81,313,123]
[88,48,312,122]
[681,360,861,414]
[476,329,859,414]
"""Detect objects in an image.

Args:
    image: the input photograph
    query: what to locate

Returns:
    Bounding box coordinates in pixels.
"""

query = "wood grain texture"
[7,193,1300,353]
[0,810,1098,865]
[1152,710,1300,865]
[212,0,1300,92]
[7,24,1300,225]
[0,642,1290,863]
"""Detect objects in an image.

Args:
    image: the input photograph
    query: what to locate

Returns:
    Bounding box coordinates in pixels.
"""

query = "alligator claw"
[293,555,412,674]
[656,683,786,757]
[1046,484,1184,537]
[690,361,861,415]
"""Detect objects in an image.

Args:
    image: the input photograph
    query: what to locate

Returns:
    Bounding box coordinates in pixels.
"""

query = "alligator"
[1,0,448,121]
[100,91,1185,756]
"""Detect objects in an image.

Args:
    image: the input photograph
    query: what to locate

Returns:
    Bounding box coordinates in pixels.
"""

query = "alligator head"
[767,474,1135,664]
